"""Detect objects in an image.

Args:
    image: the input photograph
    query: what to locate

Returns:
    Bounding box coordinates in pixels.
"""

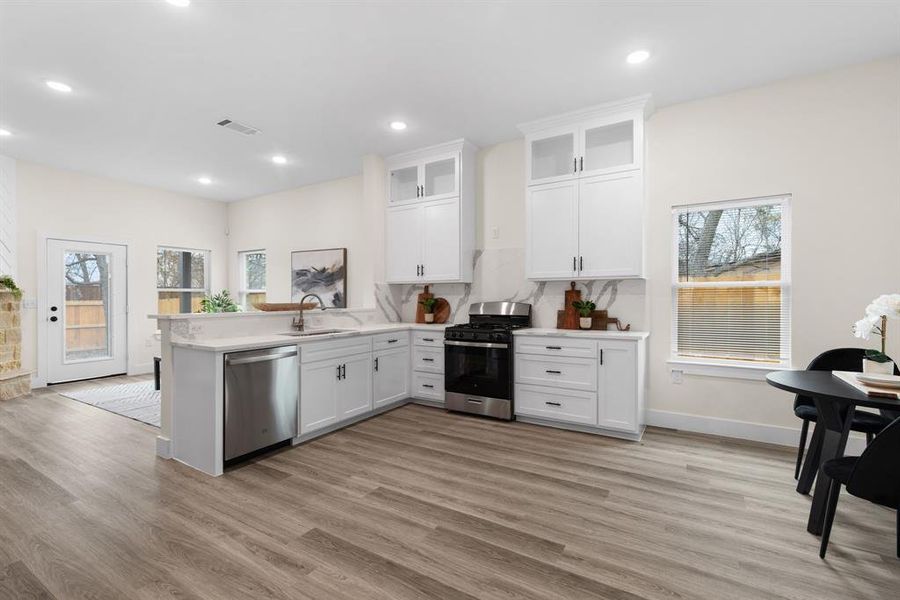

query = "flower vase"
[424,313,435,324]
[579,317,592,330]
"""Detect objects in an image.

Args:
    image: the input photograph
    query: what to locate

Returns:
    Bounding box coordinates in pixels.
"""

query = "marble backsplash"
[375,248,647,330]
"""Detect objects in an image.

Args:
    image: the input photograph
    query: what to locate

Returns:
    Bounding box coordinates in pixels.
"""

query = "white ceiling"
[1,1,898,202]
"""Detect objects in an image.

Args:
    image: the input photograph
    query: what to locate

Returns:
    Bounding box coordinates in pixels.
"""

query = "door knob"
[50,316,58,322]
[50,306,58,311]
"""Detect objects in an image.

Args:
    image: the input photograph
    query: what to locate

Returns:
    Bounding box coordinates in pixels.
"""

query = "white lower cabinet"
[597,340,639,432]
[514,334,646,439]
[339,353,373,420]
[373,346,410,408]
[516,384,597,426]
[411,331,445,404]
[300,359,341,434]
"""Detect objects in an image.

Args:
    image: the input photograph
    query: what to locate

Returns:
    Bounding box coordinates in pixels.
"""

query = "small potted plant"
[419,297,438,323]
[572,300,596,330]
[853,294,900,374]
[198,290,241,313]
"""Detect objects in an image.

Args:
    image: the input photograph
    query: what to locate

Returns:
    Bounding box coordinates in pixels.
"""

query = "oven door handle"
[444,340,509,349]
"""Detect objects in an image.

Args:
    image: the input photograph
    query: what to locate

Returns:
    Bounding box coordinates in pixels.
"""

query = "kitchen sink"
[280,328,356,337]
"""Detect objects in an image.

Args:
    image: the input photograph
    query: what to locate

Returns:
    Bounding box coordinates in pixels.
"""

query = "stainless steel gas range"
[443,302,532,420]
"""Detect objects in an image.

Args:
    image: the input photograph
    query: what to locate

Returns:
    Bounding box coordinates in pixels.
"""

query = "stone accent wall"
[0,290,29,401]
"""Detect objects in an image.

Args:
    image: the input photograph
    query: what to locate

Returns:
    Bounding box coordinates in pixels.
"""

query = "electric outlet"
[23,299,37,309]
[671,369,684,384]
[491,226,499,239]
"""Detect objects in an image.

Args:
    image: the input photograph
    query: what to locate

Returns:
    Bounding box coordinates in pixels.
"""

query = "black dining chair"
[793,348,897,479]
[819,416,900,558]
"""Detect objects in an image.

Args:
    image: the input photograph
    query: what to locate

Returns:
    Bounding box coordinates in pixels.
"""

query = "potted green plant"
[419,297,438,323]
[572,299,596,330]
[0,275,22,299]
[199,290,241,313]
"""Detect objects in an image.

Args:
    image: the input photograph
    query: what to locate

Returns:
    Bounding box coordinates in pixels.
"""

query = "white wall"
[645,56,900,430]
[226,175,372,309]
[16,161,228,382]
[0,155,16,278]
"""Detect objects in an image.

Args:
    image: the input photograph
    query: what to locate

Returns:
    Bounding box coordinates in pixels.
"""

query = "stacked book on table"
[833,371,900,400]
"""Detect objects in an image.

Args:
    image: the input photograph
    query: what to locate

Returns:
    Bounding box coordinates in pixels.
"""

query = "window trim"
[238,249,266,310]
[156,246,210,314]
[669,194,792,374]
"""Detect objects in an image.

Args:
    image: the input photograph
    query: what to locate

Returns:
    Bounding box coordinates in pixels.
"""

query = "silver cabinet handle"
[579,256,583,271]
[573,256,576,271]
[579,156,583,171]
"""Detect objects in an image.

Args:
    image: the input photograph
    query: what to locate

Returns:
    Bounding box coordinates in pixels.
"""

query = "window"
[239,250,266,310]
[672,195,791,367]
[157,247,209,314]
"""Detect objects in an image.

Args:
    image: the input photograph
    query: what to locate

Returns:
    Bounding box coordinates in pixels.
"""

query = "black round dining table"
[766,370,900,535]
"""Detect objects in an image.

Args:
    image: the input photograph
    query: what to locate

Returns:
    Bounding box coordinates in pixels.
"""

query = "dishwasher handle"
[225,348,298,366]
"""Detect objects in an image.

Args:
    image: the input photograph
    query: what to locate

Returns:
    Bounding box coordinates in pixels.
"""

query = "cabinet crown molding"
[517,94,654,136]
[386,138,478,166]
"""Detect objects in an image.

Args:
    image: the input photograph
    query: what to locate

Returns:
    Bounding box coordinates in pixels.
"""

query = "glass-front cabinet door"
[389,163,420,203]
[422,154,458,201]
[580,118,638,177]
[527,127,578,185]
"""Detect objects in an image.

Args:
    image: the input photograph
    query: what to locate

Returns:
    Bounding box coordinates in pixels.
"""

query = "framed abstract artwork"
[290,248,347,308]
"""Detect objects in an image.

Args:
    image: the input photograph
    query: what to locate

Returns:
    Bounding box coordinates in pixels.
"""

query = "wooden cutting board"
[432,298,451,324]
[415,286,433,324]
[557,282,581,330]
[833,371,900,400]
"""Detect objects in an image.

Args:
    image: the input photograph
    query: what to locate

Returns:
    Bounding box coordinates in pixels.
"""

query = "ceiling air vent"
[216,118,261,136]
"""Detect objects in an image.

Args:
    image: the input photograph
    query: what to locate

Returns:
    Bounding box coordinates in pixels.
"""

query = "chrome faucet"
[292,293,327,331]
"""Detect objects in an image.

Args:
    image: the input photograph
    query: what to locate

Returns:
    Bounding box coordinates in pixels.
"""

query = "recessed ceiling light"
[0,129,10,137]
[390,121,407,131]
[166,0,191,7]
[626,50,650,65]
[45,80,73,93]
[197,176,212,185]
[271,155,287,165]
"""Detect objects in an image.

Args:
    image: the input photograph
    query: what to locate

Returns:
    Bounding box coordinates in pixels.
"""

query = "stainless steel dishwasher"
[224,345,299,462]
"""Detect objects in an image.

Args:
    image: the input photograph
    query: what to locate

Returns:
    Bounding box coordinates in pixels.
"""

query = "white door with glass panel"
[47,239,127,383]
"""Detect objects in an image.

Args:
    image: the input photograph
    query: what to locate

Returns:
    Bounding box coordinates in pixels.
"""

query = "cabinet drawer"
[515,354,597,392]
[412,330,444,347]
[515,336,597,359]
[515,384,597,426]
[412,372,444,401]
[373,331,409,351]
[412,346,443,373]
[300,337,372,364]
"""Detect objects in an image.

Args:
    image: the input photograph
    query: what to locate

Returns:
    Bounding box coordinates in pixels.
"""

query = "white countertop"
[171,323,449,352]
[149,308,376,320]
[515,328,649,340]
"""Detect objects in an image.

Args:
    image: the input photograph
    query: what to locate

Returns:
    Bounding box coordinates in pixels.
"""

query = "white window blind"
[672,195,791,366]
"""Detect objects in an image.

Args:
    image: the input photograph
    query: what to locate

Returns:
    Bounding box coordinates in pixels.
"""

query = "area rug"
[59,381,160,427]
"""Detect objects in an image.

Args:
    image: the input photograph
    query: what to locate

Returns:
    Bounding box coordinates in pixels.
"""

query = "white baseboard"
[156,436,172,459]
[646,409,867,454]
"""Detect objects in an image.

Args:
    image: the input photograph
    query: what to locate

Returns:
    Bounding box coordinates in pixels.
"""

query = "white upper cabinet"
[389,162,420,203]
[577,171,643,278]
[528,127,578,185]
[385,139,476,284]
[519,95,651,280]
[526,180,579,279]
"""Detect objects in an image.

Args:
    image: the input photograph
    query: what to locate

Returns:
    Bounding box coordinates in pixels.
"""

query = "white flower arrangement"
[853,294,900,361]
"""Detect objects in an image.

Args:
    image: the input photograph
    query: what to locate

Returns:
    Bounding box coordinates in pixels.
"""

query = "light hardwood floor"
[1,375,898,599]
